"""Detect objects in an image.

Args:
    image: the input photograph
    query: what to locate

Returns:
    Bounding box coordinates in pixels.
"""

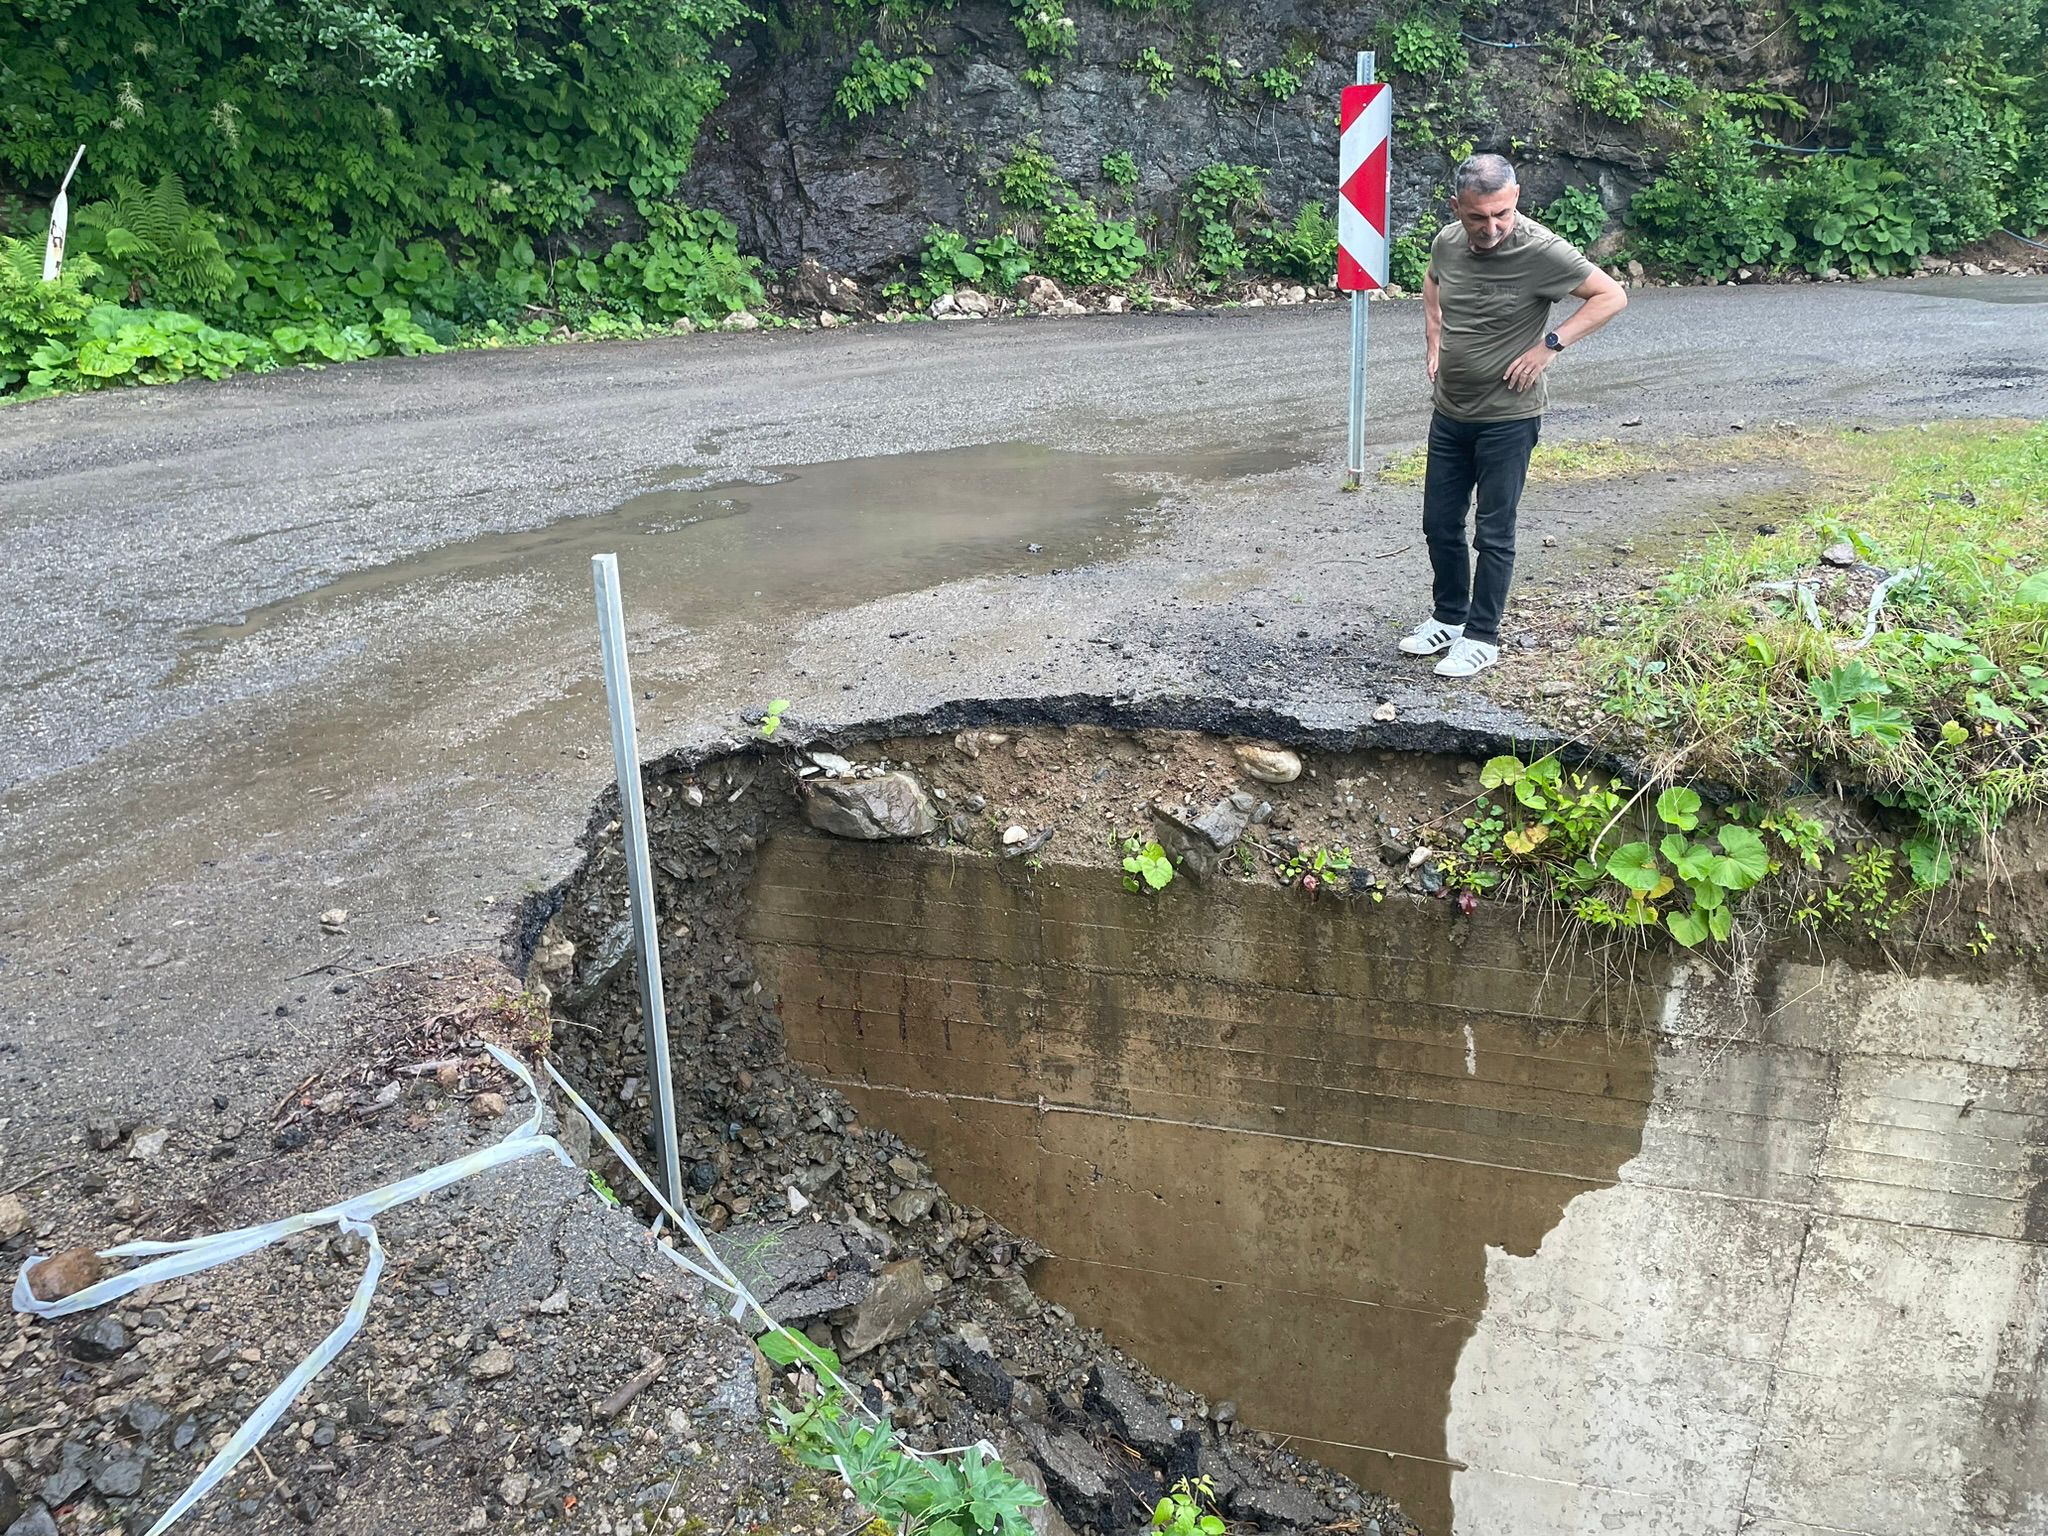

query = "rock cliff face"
[682,0,1793,280]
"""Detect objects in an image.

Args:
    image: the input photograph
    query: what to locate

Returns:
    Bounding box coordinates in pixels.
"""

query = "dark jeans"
[1422,410,1541,645]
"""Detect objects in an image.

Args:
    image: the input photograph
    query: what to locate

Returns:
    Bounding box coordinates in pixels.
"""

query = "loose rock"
[128,1127,170,1162]
[90,1446,147,1499]
[71,1316,133,1361]
[28,1245,104,1303]
[471,1346,517,1381]
[800,772,938,840]
[0,1193,28,1241]
[833,1258,934,1357]
[1234,744,1302,784]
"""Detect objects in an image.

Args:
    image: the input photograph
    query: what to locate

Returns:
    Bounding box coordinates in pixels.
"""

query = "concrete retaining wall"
[745,834,2048,1535]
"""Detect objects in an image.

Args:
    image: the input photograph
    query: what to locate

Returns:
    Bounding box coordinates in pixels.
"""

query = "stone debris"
[319,907,349,932]
[68,1317,132,1362]
[1016,275,1067,310]
[470,1345,516,1381]
[1086,1362,1183,1459]
[127,1126,170,1162]
[833,1258,935,1357]
[0,1192,28,1241]
[1234,743,1302,783]
[1189,797,1251,851]
[788,257,868,316]
[27,1245,104,1303]
[800,771,938,840]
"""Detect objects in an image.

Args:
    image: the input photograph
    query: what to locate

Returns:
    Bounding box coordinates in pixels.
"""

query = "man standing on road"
[1399,154,1629,678]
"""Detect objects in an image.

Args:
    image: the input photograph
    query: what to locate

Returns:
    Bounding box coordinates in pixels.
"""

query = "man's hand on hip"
[1503,344,1555,393]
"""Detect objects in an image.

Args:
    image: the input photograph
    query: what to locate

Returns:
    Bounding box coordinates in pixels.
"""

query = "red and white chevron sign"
[1337,83,1392,291]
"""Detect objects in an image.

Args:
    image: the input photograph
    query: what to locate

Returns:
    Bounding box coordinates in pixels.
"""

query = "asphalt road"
[2,275,2046,1155]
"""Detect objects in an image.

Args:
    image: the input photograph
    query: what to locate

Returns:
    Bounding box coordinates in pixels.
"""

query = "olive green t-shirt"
[1428,216,1595,422]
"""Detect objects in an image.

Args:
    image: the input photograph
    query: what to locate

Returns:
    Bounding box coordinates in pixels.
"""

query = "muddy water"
[172,441,1298,667]
[747,837,1661,1534]
[7,438,1300,908]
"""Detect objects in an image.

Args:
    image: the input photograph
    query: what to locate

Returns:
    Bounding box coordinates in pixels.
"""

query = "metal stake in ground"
[1338,54,1391,489]
[589,554,684,1211]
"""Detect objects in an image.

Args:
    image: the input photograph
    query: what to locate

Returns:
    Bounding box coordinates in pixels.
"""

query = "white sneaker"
[1435,637,1500,678]
[1397,618,1463,656]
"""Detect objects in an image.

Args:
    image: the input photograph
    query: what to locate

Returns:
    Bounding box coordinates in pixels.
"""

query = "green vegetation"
[997,146,1065,213]
[1541,184,1610,248]
[1120,836,1176,893]
[1435,755,1800,948]
[1435,425,2047,954]
[1255,66,1303,102]
[1390,231,1433,291]
[1149,1478,1226,1536]
[759,699,792,739]
[1,0,768,399]
[1100,150,1141,189]
[1276,843,1354,892]
[1256,204,1339,285]
[1128,46,1176,98]
[1040,204,1149,286]
[1183,162,1267,283]
[760,1327,1045,1535]
[1387,13,1469,80]
[1012,0,1078,59]
[1594,423,2048,843]
[1627,0,2047,277]
[835,41,933,120]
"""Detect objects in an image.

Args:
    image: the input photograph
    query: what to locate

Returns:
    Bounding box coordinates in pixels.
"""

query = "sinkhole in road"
[535,715,1671,1536]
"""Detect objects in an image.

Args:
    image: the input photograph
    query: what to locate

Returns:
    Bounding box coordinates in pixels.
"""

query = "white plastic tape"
[11,1055,571,1534]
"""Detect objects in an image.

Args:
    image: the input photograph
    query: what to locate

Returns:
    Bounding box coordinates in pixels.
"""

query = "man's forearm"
[1422,276,1442,353]
[1556,288,1625,347]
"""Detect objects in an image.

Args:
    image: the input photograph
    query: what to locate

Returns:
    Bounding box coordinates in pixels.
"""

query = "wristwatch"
[1544,331,1565,351]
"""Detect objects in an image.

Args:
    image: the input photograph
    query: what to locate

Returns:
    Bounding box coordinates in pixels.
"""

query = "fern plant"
[72,172,235,306]
[1,237,100,393]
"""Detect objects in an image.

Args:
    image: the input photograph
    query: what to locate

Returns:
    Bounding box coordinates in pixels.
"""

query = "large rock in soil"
[801,772,938,840]
[832,1258,934,1357]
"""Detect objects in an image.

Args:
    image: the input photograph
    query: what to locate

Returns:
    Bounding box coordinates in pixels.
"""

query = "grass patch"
[1591,421,2048,842]
[1380,436,1664,487]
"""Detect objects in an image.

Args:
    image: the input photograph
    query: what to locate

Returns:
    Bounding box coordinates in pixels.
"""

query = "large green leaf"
[1606,841,1663,894]
[1711,825,1769,890]
[1655,786,1702,830]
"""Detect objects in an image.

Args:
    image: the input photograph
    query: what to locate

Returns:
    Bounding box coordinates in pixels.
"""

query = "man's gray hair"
[1453,154,1518,198]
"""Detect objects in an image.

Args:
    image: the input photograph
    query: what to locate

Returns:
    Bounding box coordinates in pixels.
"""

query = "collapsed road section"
[534,703,2048,1536]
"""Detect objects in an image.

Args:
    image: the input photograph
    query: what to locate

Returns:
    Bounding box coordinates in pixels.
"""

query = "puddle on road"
[177,438,1306,668]
[12,435,1309,912]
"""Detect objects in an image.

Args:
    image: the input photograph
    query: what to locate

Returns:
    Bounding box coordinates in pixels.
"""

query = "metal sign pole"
[590,553,684,1212]
[1345,51,1375,490]
[43,144,85,284]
